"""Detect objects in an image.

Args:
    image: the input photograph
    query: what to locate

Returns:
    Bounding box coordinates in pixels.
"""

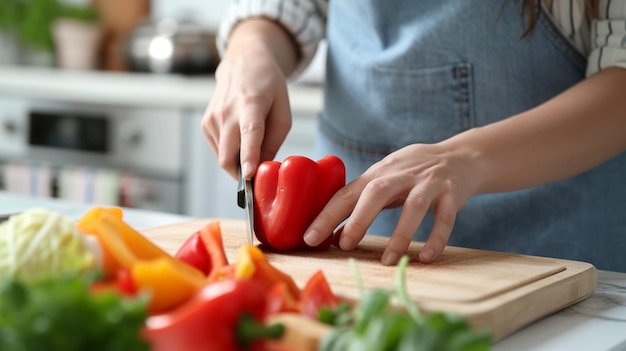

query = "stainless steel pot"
[125,18,218,75]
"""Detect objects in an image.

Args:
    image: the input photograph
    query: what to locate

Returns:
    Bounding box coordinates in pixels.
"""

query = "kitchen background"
[0,0,326,219]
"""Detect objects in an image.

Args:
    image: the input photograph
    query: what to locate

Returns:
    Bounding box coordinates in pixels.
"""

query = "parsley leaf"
[0,273,150,351]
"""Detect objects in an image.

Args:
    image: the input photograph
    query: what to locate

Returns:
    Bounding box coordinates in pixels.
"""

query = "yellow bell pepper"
[132,257,206,313]
[234,244,301,300]
[76,206,206,314]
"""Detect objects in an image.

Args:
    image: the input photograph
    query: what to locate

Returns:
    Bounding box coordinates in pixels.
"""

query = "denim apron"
[316,0,626,272]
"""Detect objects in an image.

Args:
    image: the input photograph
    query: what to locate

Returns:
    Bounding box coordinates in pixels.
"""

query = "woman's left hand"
[303,142,483,265]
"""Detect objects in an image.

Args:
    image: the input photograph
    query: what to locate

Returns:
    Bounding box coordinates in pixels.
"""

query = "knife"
[237,164,255,245]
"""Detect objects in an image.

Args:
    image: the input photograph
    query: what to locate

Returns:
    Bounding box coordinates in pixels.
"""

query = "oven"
[0,97,184,213]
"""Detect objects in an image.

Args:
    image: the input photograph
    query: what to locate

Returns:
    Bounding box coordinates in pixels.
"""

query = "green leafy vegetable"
[318,256,492,351]
[0,208,98,281]
[0,273,149,351]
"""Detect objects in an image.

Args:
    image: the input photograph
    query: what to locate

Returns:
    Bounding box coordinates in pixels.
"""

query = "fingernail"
[382,250,400,266]
[339,236,354,250]
[242,162,253,178]
[419,247,434,262]
[304,230,322,246]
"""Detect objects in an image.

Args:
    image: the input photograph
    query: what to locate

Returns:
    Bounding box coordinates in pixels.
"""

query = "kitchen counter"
[1,191,625,350]
[0,65,323,114]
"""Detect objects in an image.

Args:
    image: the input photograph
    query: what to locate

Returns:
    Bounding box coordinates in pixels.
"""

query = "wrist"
[437,128,491,196]
[226,18,299,76]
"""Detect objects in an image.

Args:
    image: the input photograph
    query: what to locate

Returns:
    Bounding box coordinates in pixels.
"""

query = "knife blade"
[237,164,255,245]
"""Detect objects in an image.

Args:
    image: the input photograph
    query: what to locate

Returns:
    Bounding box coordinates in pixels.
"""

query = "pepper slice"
[254,155,346,251]
[76,207,172,276]
[299,270,339,319]
[76,207,206,314]
[175,220,229,278]
[143,279,284,351]
[234,244,300,301]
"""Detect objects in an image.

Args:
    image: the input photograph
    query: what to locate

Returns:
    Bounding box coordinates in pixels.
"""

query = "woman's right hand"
[201,19,298,180]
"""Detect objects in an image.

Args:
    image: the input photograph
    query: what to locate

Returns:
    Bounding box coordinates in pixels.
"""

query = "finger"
[201,97,222,157]
[201,112,219,156]
[338,175,408,251]
[218,119,242,180]
[260,86,292,163]
[419,194,457,263]
[303,180,363,247]
[239,95,271,178]
[381,187,432,265]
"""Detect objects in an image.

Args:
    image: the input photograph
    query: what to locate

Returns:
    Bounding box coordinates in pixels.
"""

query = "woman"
[203,0,626,272]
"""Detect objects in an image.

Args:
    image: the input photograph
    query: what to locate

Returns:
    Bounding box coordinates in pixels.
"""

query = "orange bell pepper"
[77,206,207,314]
[200,220,229,275]
[77,207,172,276]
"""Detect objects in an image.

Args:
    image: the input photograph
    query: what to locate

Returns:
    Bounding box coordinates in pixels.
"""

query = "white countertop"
[0,65,323,114]
[1,191,625,350]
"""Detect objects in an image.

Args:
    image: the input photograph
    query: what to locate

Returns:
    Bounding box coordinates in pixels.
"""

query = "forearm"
[446,67,626,194]
[224,18,300,77]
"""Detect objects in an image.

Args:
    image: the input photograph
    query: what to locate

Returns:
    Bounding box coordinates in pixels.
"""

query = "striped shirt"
[217,0,626,77]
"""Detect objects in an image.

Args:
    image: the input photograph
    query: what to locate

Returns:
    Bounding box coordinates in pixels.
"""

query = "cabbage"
[0,208,97,280]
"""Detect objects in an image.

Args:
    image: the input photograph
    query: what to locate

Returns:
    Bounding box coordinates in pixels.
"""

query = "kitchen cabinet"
[0,65,323,218]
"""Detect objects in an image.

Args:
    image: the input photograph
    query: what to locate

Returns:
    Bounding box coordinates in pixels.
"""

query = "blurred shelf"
[0,65,323,114]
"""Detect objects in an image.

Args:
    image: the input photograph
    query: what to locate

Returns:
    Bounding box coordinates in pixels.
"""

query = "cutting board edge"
[413,261,597,341]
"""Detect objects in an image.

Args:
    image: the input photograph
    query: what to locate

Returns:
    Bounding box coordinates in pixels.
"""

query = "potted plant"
[52,3,102,70]
[0,0,99,68]
[0,0,22,64]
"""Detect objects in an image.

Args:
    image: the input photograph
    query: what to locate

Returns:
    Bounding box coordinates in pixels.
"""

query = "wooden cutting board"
[142,219,597,341]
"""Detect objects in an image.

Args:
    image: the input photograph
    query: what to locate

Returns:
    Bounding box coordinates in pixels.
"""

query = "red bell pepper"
[90,268,138,296]
[266,282,301,315]
[299,270,339,319]
[254,155,346,251]
[175,231,209,274]
[143,279,284,351]
[175,220,229,277]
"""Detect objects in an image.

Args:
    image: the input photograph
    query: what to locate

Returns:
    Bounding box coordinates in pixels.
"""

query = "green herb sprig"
[0,273,150,351]
[318,256,492,351]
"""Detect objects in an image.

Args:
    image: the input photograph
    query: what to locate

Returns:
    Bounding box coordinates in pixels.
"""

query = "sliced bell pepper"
[234,244,301,301]
[266,282,301,315]
[175,220,228,277]
[131,257,206,314]
[199,220,229,269]
[76,207,172,276]
[254,155,346,251]
[299,270,339,319]
[175,231,209,275]
[143,279,284,351]
[90,268,138,297]
[77,206,206,314]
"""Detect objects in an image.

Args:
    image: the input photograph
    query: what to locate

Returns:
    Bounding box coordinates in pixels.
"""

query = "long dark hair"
[518,0,599,37]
